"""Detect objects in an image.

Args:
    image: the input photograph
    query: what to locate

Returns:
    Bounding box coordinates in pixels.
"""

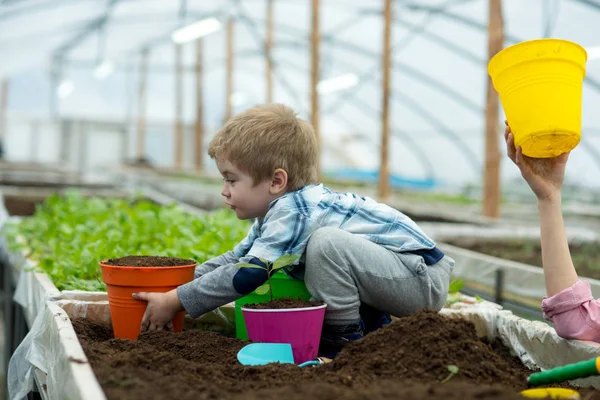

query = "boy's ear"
[270,168,288,194]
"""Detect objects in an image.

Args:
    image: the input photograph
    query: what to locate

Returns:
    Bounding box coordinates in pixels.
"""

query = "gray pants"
[304,227,454,325]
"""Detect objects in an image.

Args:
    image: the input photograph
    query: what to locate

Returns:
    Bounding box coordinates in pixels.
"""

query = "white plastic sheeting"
[7,296,235,400]
[442,304,600,389]
[7,301,107,400]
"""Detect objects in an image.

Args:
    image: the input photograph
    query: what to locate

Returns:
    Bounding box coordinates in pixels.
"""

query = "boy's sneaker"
[318,321,364,359]
[360,303,392,334]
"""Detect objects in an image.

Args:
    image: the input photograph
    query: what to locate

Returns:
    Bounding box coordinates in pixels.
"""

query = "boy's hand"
[133,289,184,333]
[504,121,569,203]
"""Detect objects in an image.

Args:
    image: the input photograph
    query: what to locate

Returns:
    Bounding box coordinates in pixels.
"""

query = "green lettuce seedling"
[3,191,250,291]
[440,365,459,383]
[237,254,300,302]
[448,278,464,294]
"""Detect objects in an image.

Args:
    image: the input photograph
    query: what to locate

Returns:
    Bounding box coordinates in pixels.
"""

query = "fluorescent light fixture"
[586,46,600,61]
[230,92,248,107]
[57,80,74,99]
[94,61,114,79]
[317,73,358,95]
[171,18,222,44]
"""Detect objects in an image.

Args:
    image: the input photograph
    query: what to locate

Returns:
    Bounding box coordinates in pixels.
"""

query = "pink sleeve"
[541,279,600,342]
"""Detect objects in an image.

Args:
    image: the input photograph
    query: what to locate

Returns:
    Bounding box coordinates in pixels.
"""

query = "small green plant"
[445,278,466,306]
[3,191,250,291]
[448,278,464,294]
[440,365,459,383]
[238,254,300,302]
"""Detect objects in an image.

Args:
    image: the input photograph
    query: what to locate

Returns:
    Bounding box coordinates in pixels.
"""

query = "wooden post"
[136,49,149,161]
[174,43,184,169]
[483,0,504,219]
[379,0,392,200]
[225,19,235,121]
[0,78,8,144]
[266,0,274,103]
[311,0,321,181]
[195,38,204,172]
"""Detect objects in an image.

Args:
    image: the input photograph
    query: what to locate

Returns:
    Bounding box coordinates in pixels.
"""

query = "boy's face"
[216,159,277,220]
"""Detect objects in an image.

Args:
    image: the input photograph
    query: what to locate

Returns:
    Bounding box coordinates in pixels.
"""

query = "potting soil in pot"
[243,298,324,309]
[72,310,600,400]
[104,255,196,267]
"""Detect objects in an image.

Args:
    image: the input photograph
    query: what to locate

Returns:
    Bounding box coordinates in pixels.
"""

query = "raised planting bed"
[0,186,133,218]
[70,310,598,400]
[445,238,600,281]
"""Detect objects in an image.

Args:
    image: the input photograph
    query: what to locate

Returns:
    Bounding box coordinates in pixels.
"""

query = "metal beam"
[394,17,484,64]
[0,0,64,22]
[53,0,119,58]
[109,10,224,63]
[392,2,600,92]
[570,0,600,13]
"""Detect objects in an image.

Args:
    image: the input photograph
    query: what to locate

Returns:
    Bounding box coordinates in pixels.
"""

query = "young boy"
[133,104,454,356]
[505,122,600,342]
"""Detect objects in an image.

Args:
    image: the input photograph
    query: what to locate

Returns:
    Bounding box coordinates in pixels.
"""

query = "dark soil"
[71,310,592,400]
[446,238,600,280]
[243,298,324,310]
[104,256,196,267]
[3,196,39,216]
[403,211,462,224]
[327,311,531,388]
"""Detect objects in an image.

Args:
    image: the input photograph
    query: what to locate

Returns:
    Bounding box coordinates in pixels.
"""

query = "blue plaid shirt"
[177,183,444,318]
[233,184,438,266]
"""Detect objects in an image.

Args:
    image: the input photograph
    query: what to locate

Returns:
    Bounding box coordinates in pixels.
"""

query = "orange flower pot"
[100,260,197,340]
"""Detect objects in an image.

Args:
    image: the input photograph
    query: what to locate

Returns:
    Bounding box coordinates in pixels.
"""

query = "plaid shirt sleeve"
[236,207,319,265]
[232,219,261,258]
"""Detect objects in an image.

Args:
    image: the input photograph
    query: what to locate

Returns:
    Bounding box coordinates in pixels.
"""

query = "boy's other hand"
[504,121,569,203]
[133,289,183,333]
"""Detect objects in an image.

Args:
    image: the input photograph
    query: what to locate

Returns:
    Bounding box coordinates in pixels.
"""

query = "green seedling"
[448,278,464,294]
[3,191,250,291]
[445,278,466,306]
[440,365,459,384]
[237,254,300,302]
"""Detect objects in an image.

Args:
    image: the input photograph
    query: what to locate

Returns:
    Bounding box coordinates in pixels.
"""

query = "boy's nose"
[221,186,230,198]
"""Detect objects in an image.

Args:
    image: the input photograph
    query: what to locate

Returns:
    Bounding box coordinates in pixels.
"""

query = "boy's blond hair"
[208,104,318,190]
